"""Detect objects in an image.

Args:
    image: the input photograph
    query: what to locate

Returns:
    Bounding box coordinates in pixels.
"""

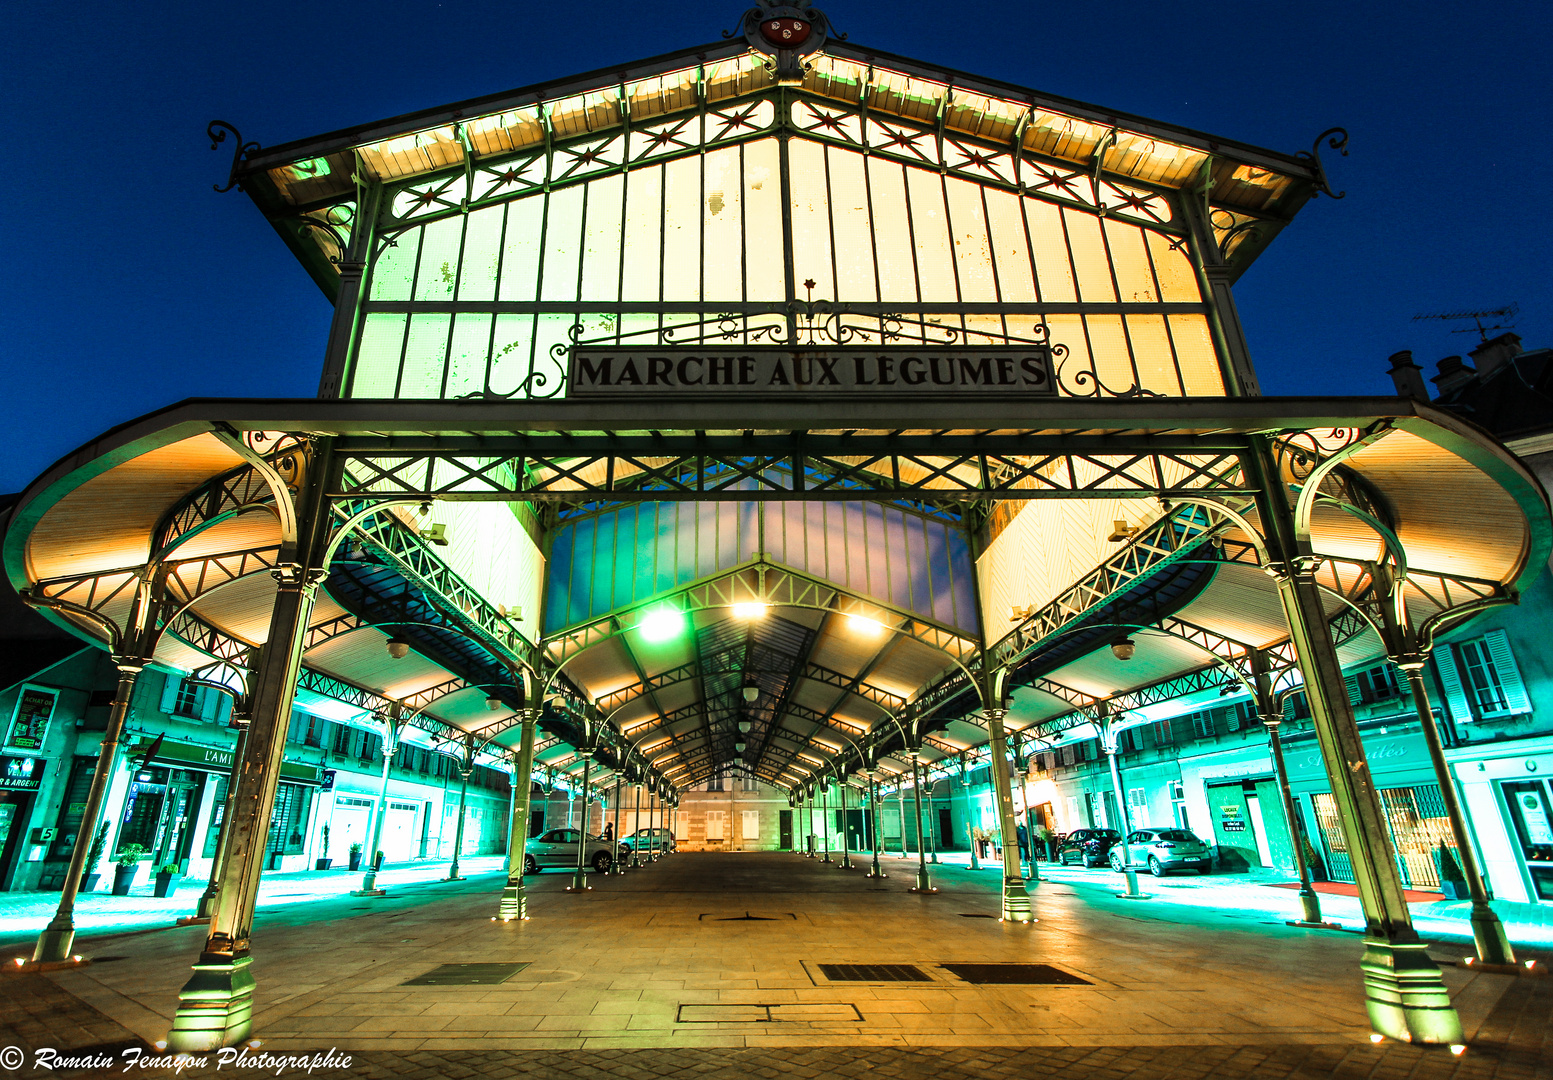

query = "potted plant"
[80,822,110,893]
[153,862,180,898]
[1302,837,1329,882]
[111,844,145,896]
[1435,842,1470,899]
[348,842,362,871]
[315,824,332,871]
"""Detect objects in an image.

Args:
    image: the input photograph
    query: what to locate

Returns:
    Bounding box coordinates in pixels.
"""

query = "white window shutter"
[1433,646,1474,723]
[1344,674,1362,705]
[158,673,181,714]
[1484,630,1531,715]
[199,687,221,722]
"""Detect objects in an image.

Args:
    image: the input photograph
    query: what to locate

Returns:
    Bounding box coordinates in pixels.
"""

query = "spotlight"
[845,614,882,636]
[386,636,410,659]
[1111,638,1136,661]
[732,602,768,620]
[1107,520,1139,543]
[420,522,449,546]
[639,608,687,643]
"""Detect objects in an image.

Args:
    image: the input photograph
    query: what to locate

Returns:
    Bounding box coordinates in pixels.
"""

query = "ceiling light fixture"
[386,636,410,660]
[638,608,687,643]
[742,683,760,703]
[737,720,751,733]
[485,696,503,711]
[1111,638,1137,661]
[845,613,883,636]
[732,602,768,619]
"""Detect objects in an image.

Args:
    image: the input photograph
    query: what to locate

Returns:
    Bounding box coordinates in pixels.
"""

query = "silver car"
[1109,828,1212,876]
[524,828,614,874]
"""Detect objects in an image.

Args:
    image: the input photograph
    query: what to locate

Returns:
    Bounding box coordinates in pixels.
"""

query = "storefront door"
[0,792,33,890]
[1500,779,1553,901]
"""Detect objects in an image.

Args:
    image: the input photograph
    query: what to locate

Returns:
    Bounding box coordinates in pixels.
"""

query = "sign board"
[5,686,58,752]
[0,756,42,792]
[135,737,324,785]
[567,346,1055,398]
[1521,791,1553,845]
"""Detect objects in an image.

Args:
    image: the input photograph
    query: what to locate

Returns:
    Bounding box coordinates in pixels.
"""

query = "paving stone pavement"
[1,852,1549,1078]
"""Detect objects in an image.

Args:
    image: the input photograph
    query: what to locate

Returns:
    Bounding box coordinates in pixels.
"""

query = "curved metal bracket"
[1295,127,1349,199]
[208,121,261,194]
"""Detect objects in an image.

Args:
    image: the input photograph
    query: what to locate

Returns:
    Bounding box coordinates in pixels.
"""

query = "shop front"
[0,754,44,889]
[1450,735,1553,905]
[1284,717,1454,890]
[1177,741,1293,872]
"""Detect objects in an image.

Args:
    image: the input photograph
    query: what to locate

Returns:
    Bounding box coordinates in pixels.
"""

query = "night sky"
[3,0,1547,493]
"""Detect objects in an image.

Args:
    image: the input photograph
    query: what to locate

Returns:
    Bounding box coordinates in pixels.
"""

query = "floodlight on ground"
[638,608,687,643]
[1111,638,1136,661]
[386,636,411,660]
[732,602,768,619]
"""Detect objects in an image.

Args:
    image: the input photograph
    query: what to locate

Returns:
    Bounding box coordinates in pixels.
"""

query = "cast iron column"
[629,782,642,867]
[445,734,473,881]
[821,782,831,862]
[1103,720,1144,899]
[1401,662,1515,965]
[31,657,148,963]
[499,709,538,920]
[927,777,940,864]
[1246,436,1460,1045]
[984,706,1035,921]
[910,753,933,892]
[570,753,593,891]
[355,703,403,896]
[1251,649,1323,924]
[837,781,852,869]
[866,775,885,878]
[191,717,251,923]
[609,777,623,874]
[166,439,337,1050]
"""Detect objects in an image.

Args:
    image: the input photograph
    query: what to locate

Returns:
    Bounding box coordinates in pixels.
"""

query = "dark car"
[1056,828,1122,868]
[1109,828,1212,876]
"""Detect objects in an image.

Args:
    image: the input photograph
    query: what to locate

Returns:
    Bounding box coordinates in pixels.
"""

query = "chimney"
[1468,332,1522,377]
[1430,355,1477,395]
[1387,350,1428,400]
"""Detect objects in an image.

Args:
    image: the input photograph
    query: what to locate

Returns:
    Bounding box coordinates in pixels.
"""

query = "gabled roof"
[231,37,1325,296]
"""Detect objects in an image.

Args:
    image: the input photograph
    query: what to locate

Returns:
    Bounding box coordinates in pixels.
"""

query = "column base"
[165,955,256,1052]
[32,926,77,964]
[440,876,466,882]
[1000,876,1036,922]
[1298,889,1323,926]
[8,956,90,975]
[194,891,219,921]
[1456,958,1542,976]
[496,881,528,922]
[350,888,386,897]
[175,916,212,926]
[1469,902,1516,966]
[911,868,936,893]
[1287,920,1345,930]
[1360,937,1464,1045]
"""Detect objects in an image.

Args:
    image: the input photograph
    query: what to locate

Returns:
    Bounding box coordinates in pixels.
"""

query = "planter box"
[1439,879,1470,900]
[79,873,101,893]
[315,858,333,871]
[111,864,138,896]
[153,872,177,898]
[348,852,362,871]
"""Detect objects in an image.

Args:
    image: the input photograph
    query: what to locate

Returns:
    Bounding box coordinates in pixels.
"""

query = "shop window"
[203,776,228,859]
[266,783,312,858]
[49,758,97,860]
[1501,780,1553,900]
[116,767,170,855]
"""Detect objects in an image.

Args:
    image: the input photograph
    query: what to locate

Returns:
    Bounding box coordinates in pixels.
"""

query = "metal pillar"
[629,783,642,867]
[1103,724,1146,899]
[1402,664,1515,965]
[190,720,251,924]
[609,777,623,874]
[1250,648,1323,924]
[499,709,537,921]
[355,703,402,896]
[1024,807,1041,884]
[927,777,940,864]
[1246,437,1460,1045]
[570,754,593,891]
[984,706,1034,922]
[445,734,473,881]
[821,782,831,862]
[166,440,337,1050]
[837,781,852,868]
[896,783,909,857]
[866,775,885,878]
[910,754,934,893]
[31,658,148,963]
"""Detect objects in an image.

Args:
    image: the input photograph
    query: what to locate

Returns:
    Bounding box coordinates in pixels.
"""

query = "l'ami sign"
[566,347,1055,397]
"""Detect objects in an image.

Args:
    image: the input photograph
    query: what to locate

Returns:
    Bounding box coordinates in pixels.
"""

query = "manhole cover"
[401,962,530,986]
[817,963,931,982]
[940,963,1091,985]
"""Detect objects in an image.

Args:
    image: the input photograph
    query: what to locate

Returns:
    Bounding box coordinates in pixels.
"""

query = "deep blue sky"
[3,0,1547,493]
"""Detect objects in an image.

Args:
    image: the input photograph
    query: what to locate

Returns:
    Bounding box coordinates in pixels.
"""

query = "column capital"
[271,564,329,593]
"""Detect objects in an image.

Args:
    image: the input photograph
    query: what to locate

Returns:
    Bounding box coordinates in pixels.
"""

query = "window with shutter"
[1433,646,1474,723]
[1482,630,1531,715]
[1344,674,1362,705]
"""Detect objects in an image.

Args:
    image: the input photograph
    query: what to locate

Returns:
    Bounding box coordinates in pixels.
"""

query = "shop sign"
[1520,790,1553,845]
[0,755,42,791]
[1219,804,1246,832]
[1285,731,1425,783]
[567,346,1055,398]
[135,736,323,785]
[5,685,58,752]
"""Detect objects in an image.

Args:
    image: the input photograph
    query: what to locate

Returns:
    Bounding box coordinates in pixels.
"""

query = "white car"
[524,828,613,874]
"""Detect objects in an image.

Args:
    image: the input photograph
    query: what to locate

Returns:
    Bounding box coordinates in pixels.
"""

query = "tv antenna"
[1412,303,1519,342]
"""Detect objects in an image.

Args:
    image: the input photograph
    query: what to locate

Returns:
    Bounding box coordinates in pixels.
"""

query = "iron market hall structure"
[7,0,1549,1054]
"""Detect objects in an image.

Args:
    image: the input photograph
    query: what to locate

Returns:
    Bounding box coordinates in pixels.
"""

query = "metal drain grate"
[817,963,931,982]
[941,963,1091,985]
[401,962,530,986]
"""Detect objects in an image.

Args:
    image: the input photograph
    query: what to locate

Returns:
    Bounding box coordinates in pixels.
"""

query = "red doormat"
[1266,880,1442,904]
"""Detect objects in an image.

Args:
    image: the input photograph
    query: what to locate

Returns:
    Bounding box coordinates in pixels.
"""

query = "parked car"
[1109,828,1212,876]
[524,828,613,874]
[1056,828,1122,868]
[618,827,676,858]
